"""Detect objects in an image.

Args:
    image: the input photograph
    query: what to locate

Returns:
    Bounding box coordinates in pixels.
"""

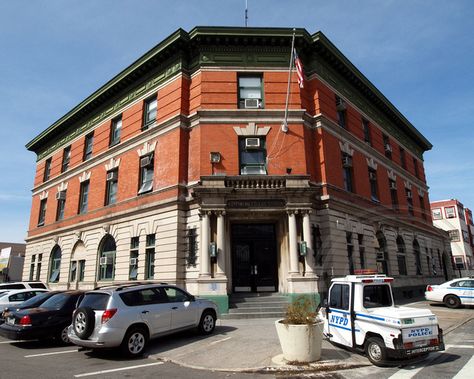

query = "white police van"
[321,272,444,366]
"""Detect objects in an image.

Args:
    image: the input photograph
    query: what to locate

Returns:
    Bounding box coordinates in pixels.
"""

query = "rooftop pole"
[245,0,248,27]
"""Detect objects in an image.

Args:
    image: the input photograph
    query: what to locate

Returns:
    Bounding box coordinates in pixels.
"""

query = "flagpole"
[282,28,296,133]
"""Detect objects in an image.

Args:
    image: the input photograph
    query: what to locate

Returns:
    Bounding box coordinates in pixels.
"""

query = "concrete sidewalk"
[147,302,474,373]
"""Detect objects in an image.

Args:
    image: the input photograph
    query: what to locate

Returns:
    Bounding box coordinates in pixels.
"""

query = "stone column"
[216,211,226,277]
[288,211,300,275]
[302,211,316,277]
[200,211,211,277]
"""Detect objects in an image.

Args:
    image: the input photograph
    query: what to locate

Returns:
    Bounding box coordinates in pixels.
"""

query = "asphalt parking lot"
[0,300,472,379]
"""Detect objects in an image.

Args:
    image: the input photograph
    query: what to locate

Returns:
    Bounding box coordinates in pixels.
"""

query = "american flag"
[294,48,304,89]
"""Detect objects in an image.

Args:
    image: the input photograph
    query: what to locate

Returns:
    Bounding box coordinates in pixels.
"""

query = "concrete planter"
[275,319,324,363]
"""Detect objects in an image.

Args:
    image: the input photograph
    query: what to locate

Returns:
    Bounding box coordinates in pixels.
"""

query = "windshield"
[363,284,393,308]
[18,292,52,308]
[40,293,70,309]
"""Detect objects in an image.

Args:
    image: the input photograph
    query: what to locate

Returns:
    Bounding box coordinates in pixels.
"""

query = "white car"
[0,289,49,312]
[425,277,474,308]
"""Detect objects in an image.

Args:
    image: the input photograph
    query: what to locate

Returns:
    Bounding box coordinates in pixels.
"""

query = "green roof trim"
[26,26,432,156]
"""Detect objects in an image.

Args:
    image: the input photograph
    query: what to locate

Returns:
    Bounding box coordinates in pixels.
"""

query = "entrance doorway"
[231,223,278,293]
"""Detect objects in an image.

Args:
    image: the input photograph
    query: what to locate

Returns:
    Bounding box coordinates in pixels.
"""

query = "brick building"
[24,27,453,313]
[431,199,474,276]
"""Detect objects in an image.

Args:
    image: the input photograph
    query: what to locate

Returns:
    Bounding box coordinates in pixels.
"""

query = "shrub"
[282,295,321,325]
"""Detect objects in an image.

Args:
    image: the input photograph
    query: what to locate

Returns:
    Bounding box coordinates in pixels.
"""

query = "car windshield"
[79,293,110,310]
[363,284,393,308]
[40,293,70,309]
[18,292,52,308]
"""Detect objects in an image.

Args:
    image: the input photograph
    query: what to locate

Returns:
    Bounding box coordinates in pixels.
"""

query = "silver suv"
[68,283,218,356]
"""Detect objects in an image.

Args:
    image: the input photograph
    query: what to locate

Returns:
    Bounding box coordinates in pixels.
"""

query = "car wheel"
[73,307,95,339]
[56,325,71,345]
[121,327,148,357]
[444,295,461,309]
[198,311,216,335]
[365,337,387,366]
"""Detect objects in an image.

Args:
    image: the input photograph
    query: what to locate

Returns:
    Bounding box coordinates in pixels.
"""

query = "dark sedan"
[0,291,84,344]
[0,291,63,324]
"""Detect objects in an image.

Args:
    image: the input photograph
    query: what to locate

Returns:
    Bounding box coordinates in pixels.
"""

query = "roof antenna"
[245,0,248,27]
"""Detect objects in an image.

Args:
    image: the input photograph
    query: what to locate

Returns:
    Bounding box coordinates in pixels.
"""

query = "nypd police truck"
[321,273,445,366]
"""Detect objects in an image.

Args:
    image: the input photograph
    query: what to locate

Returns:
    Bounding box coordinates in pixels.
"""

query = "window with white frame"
[129,237,139,280]
[445,206,456,219]
[143,95,157,129]
[48,245,61,283]
[448,230,460,242]
[432,208,442,220]
[138,154,154,194]
[110,116,122,147]
[238,75,263,109]
[239,137,267,175]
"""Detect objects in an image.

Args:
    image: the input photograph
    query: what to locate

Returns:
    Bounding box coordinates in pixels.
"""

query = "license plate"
[6,317,15,325]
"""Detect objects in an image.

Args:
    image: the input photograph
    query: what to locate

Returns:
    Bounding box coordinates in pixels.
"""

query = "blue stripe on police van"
[447,288,474,291]
[459,296,474,298]
[356,313,385,321]
[329,323,360,332]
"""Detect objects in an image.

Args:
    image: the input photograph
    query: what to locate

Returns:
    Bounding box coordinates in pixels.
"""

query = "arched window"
[396,236,407,275]
[49,245,62,283]
[376,231,389,275]
[413,239,422,275]
[98,235,116,281]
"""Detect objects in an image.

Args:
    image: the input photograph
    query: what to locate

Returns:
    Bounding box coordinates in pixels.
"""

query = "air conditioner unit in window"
[130,257,138,266]
[244,98,260,109]
[369,172,377,181]
[342,156,352,168]
[99,257,108,266]
[55,191,66,201]
[390,181,397,190]
[140,155,153,168]
[106,171,118,181]
[384,144,392,153]
[336,97,346,111]
[245,137,260,149]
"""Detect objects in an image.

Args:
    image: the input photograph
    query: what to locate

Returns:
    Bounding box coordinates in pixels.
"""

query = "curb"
[149,355,370,373]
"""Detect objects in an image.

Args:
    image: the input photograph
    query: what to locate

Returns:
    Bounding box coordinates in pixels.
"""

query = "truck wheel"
[444,295,461,309]
[365,337,387,366]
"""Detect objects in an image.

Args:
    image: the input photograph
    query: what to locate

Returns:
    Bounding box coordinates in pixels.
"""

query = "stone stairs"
[220,293,289,319]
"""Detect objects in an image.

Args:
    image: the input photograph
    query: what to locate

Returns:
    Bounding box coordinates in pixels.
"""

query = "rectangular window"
[329,283,350,310]
[458,206,465,221]
[346,232,354,274]
[56,191,66,221]
[445,206,456,218]
[368,168,379,202]
[389,180,398,210]
[383,134,392,159]
[449,230,460,242]
[432,208,442,220]
[362,119,371,145]
[186,228,198,267]
[138,154,154,194]
[38,199,47,226]
[406,189,414,216]
[413,158,419,178]
[43,158,52,182]
[78,180,90,214]
[110,116,122,147]
[83,132,94,161]
[70,261,77,282]
[238,75,263,109]
[36,254,42,281]
[335,95,346,128]
[145,234,155,280]
[419,195,426,219]
[363,285,393,308]
[239,137,267,175]
[129,237,139,280]
[29,255,36,281]
[463,230,470,242]
[341,153,354,192]
[78,260,85,282]
[399,148,406,169]
[105,169,118,205]
[61,146,71,173]
[397,254,407,276]
[358,234,365,269]
[143,95,157,129]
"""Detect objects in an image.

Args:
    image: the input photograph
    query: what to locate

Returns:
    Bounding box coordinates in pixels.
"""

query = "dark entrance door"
[231,224,278,292]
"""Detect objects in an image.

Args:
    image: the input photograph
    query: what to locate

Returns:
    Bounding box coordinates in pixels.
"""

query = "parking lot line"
[209,336,232,345]
[446,344,474,349]
[25,349,78,358]
[0,340,30,344]
[74,362,164,377]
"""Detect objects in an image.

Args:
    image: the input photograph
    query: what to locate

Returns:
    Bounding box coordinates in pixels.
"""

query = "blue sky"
[0,0,473,242]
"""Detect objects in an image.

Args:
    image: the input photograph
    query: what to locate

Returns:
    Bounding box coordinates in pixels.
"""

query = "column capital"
[301,209,312,216]
[215,210,226,216]
[287,209,299,215]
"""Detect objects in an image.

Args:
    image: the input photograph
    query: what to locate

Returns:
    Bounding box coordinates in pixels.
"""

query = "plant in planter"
[275,295,324,363]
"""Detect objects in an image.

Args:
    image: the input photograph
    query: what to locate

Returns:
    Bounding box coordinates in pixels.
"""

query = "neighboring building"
[431,199,474,276]
[24,27,452,313]
[0,242,26,282]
